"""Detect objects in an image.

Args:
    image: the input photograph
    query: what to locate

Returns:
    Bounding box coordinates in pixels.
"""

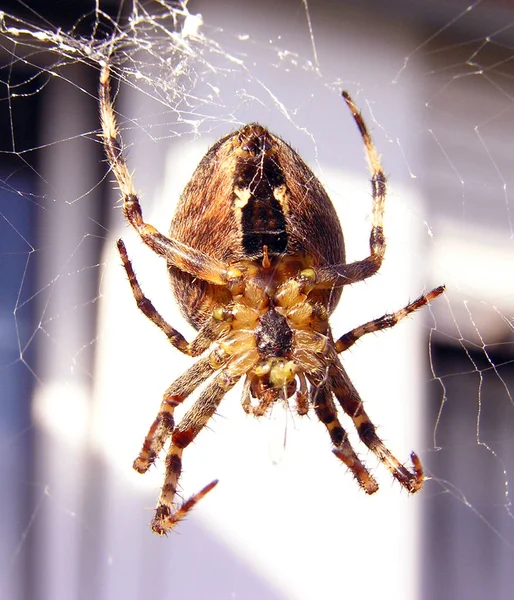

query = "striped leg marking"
[133,357,216,474]
[311,382,379,494]
[335,286,445,353]
[330,364,424,493]
[151,371,240,535]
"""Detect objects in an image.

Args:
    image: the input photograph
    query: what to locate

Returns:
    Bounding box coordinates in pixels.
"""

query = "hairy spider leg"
[310,382,379,494]
[153,479,219,537]
[330,363,424,493]
[152,371,241,535]
[99,64,236,286]
[335,285,445,353]
[133,356,219,474]
[117,239,230,355]
[314,91,388,288]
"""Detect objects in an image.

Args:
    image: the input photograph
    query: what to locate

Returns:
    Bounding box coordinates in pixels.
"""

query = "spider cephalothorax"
[100,63,444,535]
[213,262,330,418]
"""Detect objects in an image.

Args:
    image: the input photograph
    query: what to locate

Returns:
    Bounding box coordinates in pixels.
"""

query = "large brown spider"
[99,63,444,535]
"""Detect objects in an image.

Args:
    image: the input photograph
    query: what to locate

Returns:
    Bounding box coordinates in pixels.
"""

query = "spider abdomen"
[169,124,346,329]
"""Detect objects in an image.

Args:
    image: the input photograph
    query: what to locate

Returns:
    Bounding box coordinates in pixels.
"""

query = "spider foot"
[390,451,424,493]
[133,456,154,474]
[332,448,379,494]
[401,452,424,494]
[151,479,219,536]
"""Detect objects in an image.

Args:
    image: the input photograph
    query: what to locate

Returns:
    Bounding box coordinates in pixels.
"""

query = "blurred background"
[1,1,514,598]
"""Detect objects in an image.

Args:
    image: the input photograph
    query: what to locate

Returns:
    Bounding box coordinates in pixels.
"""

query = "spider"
[99,63,444,535]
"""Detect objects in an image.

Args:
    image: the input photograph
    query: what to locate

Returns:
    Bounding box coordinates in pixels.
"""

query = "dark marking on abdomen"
[241,195,288,255]
[233,128,289,256]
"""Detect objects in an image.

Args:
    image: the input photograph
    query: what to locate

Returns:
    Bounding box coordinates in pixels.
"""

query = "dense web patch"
[1,1,514,599]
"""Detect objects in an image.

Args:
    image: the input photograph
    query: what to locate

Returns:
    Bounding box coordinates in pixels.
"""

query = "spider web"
[1,1,513,599]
